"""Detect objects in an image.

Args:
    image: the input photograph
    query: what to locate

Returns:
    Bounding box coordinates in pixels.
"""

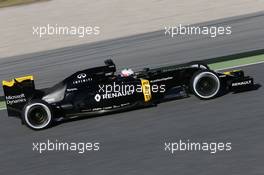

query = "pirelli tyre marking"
[141,79,152,102]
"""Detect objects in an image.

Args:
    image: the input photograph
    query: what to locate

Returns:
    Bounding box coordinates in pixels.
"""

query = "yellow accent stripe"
[141,79,152,102]
[223,71,232,75]
[223,70,241,75]
[2,76,33,87]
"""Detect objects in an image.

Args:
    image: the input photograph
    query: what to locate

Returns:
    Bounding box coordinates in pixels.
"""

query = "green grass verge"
[0,0,47,8]
[209,54,264,70]
[0,101,6,109]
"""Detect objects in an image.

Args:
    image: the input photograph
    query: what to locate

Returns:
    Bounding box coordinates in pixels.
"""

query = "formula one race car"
[2,59,257,130]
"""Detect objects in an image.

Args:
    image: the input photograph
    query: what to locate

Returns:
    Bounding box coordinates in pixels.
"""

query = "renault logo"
[94,94,101,102]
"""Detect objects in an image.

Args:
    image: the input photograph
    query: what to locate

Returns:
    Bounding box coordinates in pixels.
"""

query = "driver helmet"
[121,68,134,77]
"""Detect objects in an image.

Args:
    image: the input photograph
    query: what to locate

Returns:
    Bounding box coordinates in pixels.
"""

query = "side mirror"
[104,59,116,72]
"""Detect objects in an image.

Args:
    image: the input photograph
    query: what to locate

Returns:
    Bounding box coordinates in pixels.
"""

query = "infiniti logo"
[77,73,87,79]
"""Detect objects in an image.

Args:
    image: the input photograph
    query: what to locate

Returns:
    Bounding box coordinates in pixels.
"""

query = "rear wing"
[2,76,35,117]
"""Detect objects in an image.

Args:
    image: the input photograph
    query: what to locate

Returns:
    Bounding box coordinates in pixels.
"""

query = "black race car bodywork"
[2,59,257,130]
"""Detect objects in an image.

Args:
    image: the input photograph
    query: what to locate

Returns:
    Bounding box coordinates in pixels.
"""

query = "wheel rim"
[25,103,51,129]
[28,106,48,126]
[193,72,220,99]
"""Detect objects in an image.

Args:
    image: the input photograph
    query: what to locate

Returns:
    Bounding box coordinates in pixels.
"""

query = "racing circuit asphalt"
[0,12,264,175]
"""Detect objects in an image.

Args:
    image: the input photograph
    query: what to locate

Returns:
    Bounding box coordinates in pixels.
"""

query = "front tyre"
[22,100,54,130]
[191,70,221,99]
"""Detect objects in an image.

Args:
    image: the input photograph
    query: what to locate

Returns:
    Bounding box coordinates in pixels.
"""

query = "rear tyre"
[22,100,54,130]
[190,70,221,99]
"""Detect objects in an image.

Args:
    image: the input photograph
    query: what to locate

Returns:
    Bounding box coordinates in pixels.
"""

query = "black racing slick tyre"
[22,100,54,130]
[190,70,221,99]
